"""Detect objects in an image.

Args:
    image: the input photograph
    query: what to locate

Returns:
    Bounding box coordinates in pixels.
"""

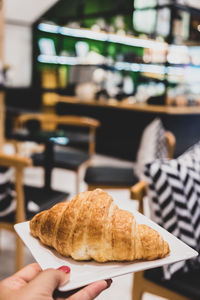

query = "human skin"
[0,263,112,300]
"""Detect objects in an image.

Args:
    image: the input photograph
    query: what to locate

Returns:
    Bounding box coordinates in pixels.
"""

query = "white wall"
[5,0,59,25]
[4,0,59,87]
[4,24,32,86]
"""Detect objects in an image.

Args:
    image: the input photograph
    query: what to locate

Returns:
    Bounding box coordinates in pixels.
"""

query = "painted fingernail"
[105,279,112,288]
[57,266,71,274]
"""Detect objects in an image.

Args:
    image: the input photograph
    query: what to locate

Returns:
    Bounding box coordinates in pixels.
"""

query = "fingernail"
[57,266,71,274]
[105,279,112,288]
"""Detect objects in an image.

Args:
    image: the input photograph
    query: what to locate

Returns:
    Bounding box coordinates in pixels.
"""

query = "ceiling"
[5,0,59,25]
[4,0,200,27]
[39,0,133,26]
[178,0,200,9]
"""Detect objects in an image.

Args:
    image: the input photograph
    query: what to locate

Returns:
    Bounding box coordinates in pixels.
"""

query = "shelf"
[38,23,199,55]
[38,54,185,77]
[37,23,200,83]
[38,22,168,50]
[56,95,200,115]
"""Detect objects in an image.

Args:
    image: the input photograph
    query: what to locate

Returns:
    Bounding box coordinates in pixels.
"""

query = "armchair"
[14,113,101,193]
[0,151,31,271]
[0,150,68,271]
[130,180,200,299]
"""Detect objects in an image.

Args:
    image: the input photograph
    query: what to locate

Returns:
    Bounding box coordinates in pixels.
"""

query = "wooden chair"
[130,180,200,300]
[0,92,5,151]
[0,149,68,272]
[130,133,200,300]
[14,113,101,193]
[0,151,32,271]
[84,131,176,191]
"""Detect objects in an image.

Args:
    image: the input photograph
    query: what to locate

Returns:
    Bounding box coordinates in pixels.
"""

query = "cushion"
[144,267,200,299]
[54,150,90,170]
[144,151,200,278]
[136,118,168,179]
[178,141,200,171]
[0,185,69,222]
[84,166,138,187]
[0,167,16,217]
[32,150,90,171]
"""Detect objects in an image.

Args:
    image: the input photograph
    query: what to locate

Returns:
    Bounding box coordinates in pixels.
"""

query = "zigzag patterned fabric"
[136,118,168,179]
[178,141,200,172]
[144,146,200,279]
[0,167,16,216]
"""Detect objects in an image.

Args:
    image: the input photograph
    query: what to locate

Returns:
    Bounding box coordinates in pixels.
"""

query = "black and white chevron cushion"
[145,157,200,278]
[136,118,168,179]
[0,167,16,217]
[178,141,200,171]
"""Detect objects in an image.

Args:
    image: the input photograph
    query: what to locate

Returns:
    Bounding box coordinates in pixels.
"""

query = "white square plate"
[14,210,198,292]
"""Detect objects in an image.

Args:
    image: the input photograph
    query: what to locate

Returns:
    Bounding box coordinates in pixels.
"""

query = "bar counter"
[58,95,200,115]
[53,95,200,161]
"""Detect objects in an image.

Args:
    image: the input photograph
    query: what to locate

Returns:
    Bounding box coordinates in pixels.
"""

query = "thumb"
[24,267,70,296]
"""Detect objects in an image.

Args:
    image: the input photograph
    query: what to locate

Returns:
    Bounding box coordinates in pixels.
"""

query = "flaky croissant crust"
[30,188,170,262]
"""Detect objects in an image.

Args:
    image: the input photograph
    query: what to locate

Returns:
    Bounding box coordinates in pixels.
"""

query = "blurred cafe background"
[1,0,200,299]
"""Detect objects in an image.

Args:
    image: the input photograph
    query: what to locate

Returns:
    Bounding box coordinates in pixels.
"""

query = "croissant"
[30,188,169,262]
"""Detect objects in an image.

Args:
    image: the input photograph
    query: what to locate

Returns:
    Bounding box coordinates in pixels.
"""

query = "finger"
[24,267,70,296]
[55,280,112,299]
[1,263,42,290]
[67,280,110,300]
[14,263,42,283]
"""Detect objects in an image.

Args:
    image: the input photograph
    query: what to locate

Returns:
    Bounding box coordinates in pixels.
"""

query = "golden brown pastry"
[30,188,170,262]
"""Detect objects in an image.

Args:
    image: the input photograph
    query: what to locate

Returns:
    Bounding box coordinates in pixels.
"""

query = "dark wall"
[5,87,42,112]
[162,114,200,158]
[5,87,42,137]
[56,101,200,161]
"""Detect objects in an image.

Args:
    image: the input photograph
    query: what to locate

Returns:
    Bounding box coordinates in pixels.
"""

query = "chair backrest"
[15,113,55,131]
[136,118,176,180]
[16,113,101,156]
[165,130,176,159]
[131,129,176,214]
[56,115,100,155]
